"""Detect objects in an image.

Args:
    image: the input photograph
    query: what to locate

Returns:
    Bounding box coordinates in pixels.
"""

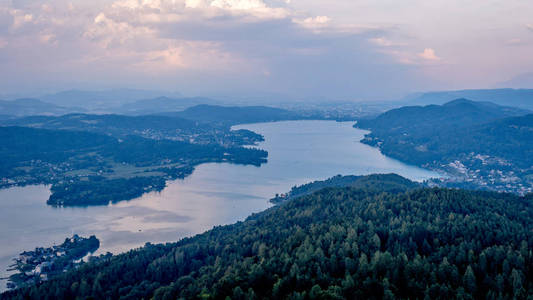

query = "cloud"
[527,24,533,32]
[369,37,407,47]
[418,48,440,61]
[9,9,34,29]
[292,15,330,30]
[0,0,429,99]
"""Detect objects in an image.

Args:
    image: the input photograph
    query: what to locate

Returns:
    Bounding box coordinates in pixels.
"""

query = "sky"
[1,0,533,100]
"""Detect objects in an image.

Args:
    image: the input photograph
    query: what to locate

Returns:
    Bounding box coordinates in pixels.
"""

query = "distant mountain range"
[2,104,301,132]
[0,98,84,118]
[1,95,222,118]
[356,99,533,194]
[403,88,533,110]
[114,96,218,115]
[41,89,182,109]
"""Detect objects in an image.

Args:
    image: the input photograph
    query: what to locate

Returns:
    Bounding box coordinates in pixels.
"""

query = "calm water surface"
[0,121,439,290]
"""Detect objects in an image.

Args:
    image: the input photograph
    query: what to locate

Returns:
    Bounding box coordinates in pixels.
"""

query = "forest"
[270,173,418,203]
[2,176,531,299]
[356,99,533,194]
[0,112,265,147]
[0,126,267,206]
[160,104,300,125]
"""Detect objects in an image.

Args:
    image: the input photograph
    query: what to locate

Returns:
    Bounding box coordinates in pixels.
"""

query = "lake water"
[0,121,439,290]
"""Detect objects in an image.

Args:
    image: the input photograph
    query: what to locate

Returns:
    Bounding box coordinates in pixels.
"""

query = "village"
[5,235,100,290]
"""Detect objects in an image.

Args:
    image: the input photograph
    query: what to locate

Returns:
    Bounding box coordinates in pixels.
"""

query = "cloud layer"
[1,0,533,99]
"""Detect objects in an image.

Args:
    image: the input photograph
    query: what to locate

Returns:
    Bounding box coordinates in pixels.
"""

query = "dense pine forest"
[2,177,532,299]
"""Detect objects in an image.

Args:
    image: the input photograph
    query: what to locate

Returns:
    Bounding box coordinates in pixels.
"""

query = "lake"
[0,121,439,290]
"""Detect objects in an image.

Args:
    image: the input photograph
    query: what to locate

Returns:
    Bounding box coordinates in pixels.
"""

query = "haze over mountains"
[404,88,533,110]
[3,88,533,123]
[0,98,85,118]
[40,89,183,110]
[115,97,218,115]
[2,0,533,297]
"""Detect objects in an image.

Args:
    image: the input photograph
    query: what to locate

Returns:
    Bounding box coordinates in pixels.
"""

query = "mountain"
[0,98,83,116]
[41,89,182,109]
[114,97,218,115]
[2,177,531,299]
[356,99,533,194]
[357,98,529,135]
[404,88,533,110]
[163,104,301,125]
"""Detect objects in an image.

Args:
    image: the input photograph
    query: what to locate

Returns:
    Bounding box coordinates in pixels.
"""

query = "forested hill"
[356,99,533,194]
[161,104,301,125]
[3,179,532,299]
[271,173,419,203]
[404,88,533,110]
[1,113,202,137]
[0,126,267,206]
[356,98,528,135]
[0,113,264,147]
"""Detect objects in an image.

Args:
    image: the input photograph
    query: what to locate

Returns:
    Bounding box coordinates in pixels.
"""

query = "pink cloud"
[418,48,440,61]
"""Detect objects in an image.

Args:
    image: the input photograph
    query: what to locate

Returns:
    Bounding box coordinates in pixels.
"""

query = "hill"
[404,89,533,110]
[163,104,301,125]
[357,98,528,135]
[2,114,199,136]
[356,99,533,194]
[0,98,83,116]
[271,173,419,203]
[2,179,531,299]
[0,126,267,206]
[115,97,217,115]
[1,113,263,147]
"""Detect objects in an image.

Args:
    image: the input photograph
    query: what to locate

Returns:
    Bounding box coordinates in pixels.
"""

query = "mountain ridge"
[404,88,533,110]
